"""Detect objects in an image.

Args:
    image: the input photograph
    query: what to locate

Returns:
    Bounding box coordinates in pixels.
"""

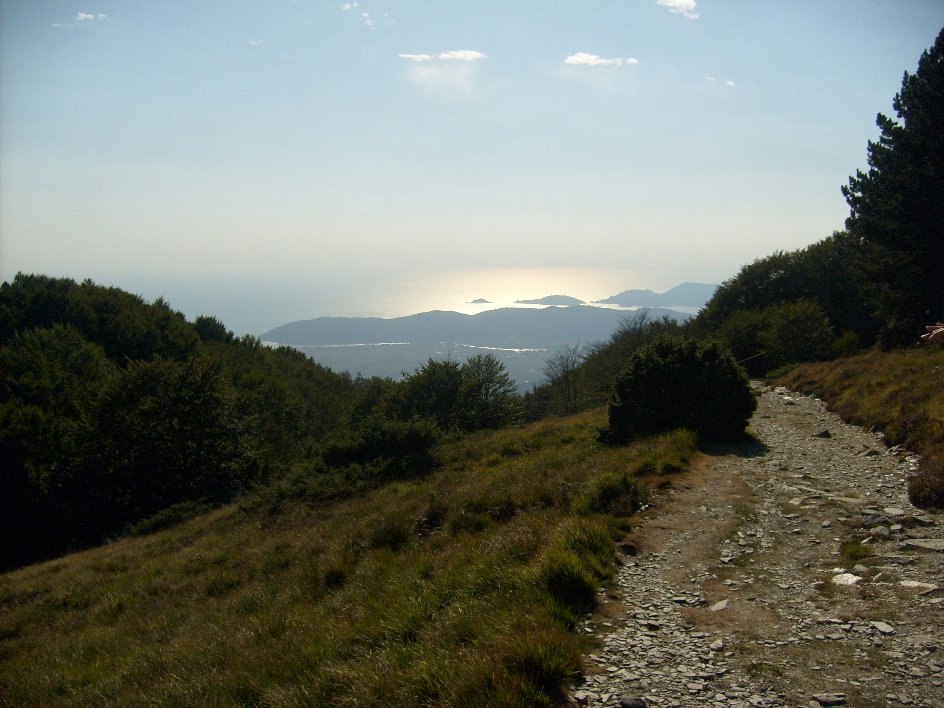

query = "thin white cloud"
[55,12,107,27]
[705,76,736,88]
[564,53,638,67]
[399,50,488,98]
[249,39,264,48]
[438,50,488,62]
[340,2,358,9]
[657,0,698,20]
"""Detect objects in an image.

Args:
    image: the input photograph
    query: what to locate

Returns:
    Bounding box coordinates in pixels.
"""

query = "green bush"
[321,414,440,480]
[758,299,835,371]
[606,337,756,443]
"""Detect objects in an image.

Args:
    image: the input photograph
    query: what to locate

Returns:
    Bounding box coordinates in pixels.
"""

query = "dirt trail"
[570,384,944,708]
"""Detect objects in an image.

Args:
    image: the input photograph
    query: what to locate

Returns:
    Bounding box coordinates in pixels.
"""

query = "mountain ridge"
[261,305,691,349]
[594,282,717,308]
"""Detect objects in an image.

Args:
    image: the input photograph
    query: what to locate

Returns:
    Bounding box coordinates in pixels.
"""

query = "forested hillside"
[0,274,361,568]
[0,274,536,569]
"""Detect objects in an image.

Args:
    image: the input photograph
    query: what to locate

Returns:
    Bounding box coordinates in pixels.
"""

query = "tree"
[842,27,944,345]
[77,357,259,531]
[458,353,522,430]
[397,358,464,430]
[0,325,114,567]
[194,315,235,344]
[542,345,584,414]
[758,300,835,370]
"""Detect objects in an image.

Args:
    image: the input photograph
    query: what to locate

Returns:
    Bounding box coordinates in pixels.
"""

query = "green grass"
[840,540,872,568]
[0,408,698,706]
[773,346,944,509]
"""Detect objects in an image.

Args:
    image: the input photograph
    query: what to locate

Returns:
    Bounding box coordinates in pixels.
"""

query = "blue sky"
[2,1,943,333]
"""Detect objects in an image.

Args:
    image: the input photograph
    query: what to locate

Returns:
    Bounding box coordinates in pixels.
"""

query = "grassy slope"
[0,409,696,706]
[773,346,944,508]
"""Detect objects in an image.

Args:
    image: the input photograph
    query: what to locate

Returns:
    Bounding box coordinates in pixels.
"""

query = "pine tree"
[842,27,944,345]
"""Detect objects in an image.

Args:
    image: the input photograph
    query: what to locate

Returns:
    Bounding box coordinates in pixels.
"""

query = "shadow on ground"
[701,431,769,459]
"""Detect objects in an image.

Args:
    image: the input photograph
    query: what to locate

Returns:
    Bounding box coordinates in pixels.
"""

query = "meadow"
[0,408,695,706]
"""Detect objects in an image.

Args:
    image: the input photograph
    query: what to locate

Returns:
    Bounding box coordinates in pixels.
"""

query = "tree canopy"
[842,27,944,344]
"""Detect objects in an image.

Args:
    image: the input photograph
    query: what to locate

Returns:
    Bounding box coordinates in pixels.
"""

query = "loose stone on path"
[568,384,944,707]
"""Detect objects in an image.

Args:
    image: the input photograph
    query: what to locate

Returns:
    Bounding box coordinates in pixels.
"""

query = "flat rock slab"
[903,539,944,552]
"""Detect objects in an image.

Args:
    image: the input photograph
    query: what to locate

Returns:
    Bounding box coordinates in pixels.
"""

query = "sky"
[2,1,943,334]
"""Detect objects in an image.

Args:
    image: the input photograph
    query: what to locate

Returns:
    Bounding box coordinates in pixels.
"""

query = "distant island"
[594,282,717,309]
[514,295,585,307]
[468,298,492,304]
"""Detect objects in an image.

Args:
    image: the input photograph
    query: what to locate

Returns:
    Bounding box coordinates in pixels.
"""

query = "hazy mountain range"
[261,283,716,347]
[260,283,716,388]
[263,305,693,349]
[593,282,718,308]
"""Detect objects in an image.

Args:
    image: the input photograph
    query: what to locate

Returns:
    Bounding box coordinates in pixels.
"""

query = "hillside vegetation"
[0,410,696,706]
[773,346,944,508]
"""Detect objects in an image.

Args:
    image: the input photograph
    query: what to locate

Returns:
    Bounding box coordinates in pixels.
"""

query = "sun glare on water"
[374,267,664,318]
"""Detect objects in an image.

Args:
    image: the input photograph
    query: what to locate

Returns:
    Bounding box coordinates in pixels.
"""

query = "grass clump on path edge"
[772,346,944,509]
[0,410,698,706]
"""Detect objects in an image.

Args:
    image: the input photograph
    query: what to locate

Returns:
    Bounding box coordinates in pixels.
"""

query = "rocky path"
[570,384,944,708]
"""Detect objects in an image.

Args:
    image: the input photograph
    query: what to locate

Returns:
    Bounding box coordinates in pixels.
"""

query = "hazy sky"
[2,1,943,333]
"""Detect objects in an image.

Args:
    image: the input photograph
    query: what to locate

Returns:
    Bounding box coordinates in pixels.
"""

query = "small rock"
[831,573,861,586]
[870,621,895,635]
[710,599,729,612]
[861,514,891,529]
[812,693,847,706]
[870,525,891,539]
[620,696,647,708]
[900,580,939,593]
[813,429,832,438]
[710,639,724,651]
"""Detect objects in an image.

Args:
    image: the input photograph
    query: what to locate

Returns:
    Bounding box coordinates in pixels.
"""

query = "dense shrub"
[321,414,440,480]
[606,337,756,443]
[714,299,835,376]
[758,300,835,371]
